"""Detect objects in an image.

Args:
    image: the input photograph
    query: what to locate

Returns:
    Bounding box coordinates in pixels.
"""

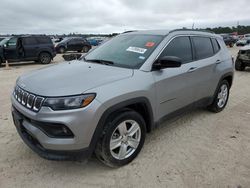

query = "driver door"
[152,36,197,120]
[67,39,77,51]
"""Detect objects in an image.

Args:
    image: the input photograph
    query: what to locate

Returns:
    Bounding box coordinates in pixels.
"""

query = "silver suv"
[11,29,234,167]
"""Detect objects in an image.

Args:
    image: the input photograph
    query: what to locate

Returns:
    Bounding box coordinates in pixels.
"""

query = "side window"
[192,37,214,60]
[160,36,193,63]
[23,37,37,45]
[37,37,51,44]
[7,37,17,47]
[68,39,76,45]
[211,38,220,54]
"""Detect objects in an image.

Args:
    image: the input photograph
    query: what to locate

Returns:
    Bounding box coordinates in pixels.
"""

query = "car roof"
[123,29,218,38]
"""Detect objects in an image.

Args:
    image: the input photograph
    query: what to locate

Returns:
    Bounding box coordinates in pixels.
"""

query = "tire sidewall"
[83,46,89,53]
[39,52,51,64]
[100,111,146,167]
[235,60,245,71]
[59,47,65,54]
[213,80,230,112]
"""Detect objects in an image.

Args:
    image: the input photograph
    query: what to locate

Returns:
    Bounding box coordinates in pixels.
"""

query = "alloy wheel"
[109,120,141,160]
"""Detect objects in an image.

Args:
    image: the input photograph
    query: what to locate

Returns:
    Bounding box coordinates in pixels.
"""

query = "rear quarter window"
[211,38,220,54]
[192,37,214,60]
[36,37,52,44]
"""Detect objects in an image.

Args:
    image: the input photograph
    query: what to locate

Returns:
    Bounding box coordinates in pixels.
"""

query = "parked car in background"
[220,34,236,47]
[0,37,5,42]
[55,37,91,53]
[243,34,250,40]
[235,45,250,71]
[0,35,56,66]
[87,38,101,46]
[236,38,250,46]
[12,29,234,167]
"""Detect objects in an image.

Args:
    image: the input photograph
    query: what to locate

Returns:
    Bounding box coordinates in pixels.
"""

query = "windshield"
[0,38,10,45]
[84,34,163,69]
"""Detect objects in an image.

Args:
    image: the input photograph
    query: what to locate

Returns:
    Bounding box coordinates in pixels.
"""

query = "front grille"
[13,86,45,112]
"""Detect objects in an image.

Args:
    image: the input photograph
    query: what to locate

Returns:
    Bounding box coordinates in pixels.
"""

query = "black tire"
[77,50,82,53]
[39,52,52,64]
[0,58,2,67]
[95,110,146,167]
[59,47,66,54]
[82,46,90,53]
[207,80,230,113]
[235,59,246,71]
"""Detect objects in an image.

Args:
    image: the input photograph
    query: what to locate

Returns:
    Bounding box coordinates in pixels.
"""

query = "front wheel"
[95,110,146,167]
[235,59,246,71]
[207,80,230,113]
[39,52,52,64]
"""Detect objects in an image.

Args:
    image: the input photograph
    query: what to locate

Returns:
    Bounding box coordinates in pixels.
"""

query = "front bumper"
[11,95,105,160]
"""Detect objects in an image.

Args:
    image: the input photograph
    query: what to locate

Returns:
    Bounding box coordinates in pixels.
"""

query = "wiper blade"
[85,58,114,65]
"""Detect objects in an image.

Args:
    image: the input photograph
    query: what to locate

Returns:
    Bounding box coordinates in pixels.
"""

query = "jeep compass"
[11,29,234,167]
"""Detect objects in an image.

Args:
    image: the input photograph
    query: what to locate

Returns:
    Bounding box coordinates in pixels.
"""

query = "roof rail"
[169,29,215,34]
[122,30,137,34]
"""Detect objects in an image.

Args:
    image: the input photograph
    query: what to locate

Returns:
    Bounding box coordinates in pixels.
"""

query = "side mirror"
[153,56,182,70]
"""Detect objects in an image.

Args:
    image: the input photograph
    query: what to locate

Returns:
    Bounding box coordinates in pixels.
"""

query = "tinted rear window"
[160,36,193,63]
[192,37,214,60]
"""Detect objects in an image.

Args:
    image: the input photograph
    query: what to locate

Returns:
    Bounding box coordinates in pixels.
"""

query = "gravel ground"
[0,47,250,188]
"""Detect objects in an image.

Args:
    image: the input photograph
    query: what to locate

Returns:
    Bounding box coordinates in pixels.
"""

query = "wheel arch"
[38,50,53,59]
[220,72,233,88]
[86,97,154,158]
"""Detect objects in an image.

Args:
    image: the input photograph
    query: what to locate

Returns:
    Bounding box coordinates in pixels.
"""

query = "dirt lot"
[0,48,250,188]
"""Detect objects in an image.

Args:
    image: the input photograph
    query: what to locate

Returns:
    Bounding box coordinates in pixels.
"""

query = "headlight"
[43,94,96,110]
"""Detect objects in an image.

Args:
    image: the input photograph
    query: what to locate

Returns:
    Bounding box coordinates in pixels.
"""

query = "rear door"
[22,37,38,59]
[67,39,77,51]
[189,36,220,100]
[152,36,198,119]
[4,37,19,61]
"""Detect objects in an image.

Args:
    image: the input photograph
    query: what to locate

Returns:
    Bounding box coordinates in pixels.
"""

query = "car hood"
[17,60,133,96]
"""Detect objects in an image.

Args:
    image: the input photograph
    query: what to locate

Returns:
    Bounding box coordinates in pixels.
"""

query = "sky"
[1,0,250,34]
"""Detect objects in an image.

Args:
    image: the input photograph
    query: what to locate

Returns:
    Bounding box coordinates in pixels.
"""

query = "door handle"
[187,67,198,73]
[215,60,222,64]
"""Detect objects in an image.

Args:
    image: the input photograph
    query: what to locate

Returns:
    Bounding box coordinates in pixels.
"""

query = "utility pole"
[237,21,239,34]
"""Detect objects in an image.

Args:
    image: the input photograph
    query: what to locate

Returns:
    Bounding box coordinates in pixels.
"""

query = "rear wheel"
[235,59,246,71]
[207,80,230,113]
[39,52,52,64]
[82,46,90,53]
[95,110,146,167]
[59,47,65,54]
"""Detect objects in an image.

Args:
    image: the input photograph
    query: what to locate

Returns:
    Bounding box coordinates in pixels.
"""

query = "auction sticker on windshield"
[126,46,147,54]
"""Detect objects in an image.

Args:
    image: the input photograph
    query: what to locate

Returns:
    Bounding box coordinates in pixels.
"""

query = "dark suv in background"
[0,35,56,66]
[55,37,91,53]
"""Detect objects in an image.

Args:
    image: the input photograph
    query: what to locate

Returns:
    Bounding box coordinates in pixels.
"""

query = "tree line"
[204,25,250,35]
